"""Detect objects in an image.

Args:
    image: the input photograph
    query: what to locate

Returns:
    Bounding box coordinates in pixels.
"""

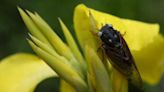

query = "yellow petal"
[28,35,69,65]
[18,7,52,48]
[58,18,86,67]
[60,80,76,92]
[74,4,98,51]
[0,53,56,92]
[28,11,74,61]
[28,34,58,56]
[19,8,74,61]
[85,45,113,92]
[28,40,88,92]
[20,9,84,79]
[121,19,159,50]
[133,35,164,85]
[112,69,128,92]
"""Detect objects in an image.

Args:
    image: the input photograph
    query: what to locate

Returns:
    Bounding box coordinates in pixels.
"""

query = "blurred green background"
[0,0,164,92]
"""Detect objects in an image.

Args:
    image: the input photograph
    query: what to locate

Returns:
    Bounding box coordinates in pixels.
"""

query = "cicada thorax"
[98,24,142,88]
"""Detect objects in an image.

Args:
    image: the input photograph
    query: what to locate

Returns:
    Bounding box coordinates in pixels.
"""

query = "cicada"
[98,24,142,88]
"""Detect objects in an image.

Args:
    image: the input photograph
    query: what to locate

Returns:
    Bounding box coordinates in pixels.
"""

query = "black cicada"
[98,24,142,88]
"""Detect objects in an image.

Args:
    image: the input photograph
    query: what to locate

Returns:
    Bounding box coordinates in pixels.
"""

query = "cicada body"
[98,24,142,88]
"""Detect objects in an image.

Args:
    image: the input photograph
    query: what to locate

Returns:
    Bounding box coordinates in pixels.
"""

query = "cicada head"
[98,24,121,48]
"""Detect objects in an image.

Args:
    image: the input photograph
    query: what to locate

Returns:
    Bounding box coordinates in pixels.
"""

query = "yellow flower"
[74,4,164,85]
[0,3,164,92]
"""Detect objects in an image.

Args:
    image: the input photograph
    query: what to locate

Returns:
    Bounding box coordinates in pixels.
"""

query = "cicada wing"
[105,49,132,76]
[120,35,143,88]
[129,65,143,88]
[106,49,143,88]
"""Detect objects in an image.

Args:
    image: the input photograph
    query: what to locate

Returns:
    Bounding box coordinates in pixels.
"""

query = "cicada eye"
[108,24,113,27]
[114,34,117,38]
[98,31,103,37]
[108,39,112,43]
